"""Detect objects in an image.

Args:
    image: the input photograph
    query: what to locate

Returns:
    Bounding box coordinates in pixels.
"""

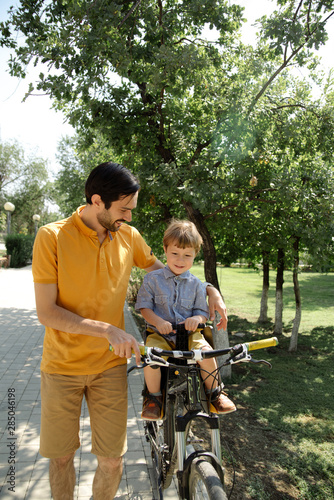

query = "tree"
[2,1,334,354]
[242,84,334,340]
[2,0,333,288]
[0,139,32,193]
[52,136,92,216]
[51,134,120,216]
[9,177,52,234]
[0,139,51,234]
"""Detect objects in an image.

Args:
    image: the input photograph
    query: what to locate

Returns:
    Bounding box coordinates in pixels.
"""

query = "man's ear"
[91,194,103,209]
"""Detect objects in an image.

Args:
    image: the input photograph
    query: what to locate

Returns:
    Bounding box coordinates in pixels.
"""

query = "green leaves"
[259,0,334,60]
[1,0,334,275]
[0,138,52,235]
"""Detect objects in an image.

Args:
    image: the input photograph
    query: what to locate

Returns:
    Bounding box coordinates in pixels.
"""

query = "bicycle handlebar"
[109,336,278,366]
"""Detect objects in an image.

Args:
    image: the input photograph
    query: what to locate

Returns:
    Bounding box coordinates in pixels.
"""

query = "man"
[32,162,227,500]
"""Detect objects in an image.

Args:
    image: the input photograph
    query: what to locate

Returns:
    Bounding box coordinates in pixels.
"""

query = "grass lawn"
[191,265,334,499]
[192,265,334,331]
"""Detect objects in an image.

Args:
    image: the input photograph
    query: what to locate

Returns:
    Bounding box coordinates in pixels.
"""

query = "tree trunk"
[182,201,220,291]
[258,250,270,323]
[182,201,231,377]
[289,237,301,352]
[274,248,285,335]
[212,313,231,379]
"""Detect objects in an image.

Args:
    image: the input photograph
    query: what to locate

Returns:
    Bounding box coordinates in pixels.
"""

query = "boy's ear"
[163,245,167,254]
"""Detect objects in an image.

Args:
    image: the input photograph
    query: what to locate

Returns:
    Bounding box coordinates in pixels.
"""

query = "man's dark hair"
[85,162,140,209]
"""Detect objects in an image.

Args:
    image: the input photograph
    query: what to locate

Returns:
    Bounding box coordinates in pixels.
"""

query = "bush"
[126,267,146,303]
[5,233,35,268]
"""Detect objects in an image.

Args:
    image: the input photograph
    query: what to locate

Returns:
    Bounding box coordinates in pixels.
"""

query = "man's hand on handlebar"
[107,327,141,366]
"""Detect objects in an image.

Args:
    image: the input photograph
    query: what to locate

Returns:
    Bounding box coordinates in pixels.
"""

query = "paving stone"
[0,479,29,499]
[25,480,52,500]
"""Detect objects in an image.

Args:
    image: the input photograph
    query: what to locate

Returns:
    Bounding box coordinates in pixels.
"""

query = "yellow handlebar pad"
[109,344,146,355]
[246,337,278,351]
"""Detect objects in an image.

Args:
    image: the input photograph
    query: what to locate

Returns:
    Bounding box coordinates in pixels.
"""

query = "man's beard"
[97,211,124,232]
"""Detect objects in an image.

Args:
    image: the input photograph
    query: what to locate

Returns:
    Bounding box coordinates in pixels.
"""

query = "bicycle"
[125,326,278,500]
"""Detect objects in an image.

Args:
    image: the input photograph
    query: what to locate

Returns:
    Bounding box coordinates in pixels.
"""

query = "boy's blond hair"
[163,219,203,255]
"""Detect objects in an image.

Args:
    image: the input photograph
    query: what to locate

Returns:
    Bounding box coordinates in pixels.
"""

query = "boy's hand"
[156,319,174,335]
[184,316,201,332]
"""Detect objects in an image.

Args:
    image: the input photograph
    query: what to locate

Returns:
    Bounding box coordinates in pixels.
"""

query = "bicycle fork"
[175,412,223,499]
[174,364,223,498]
[176,412,222,469]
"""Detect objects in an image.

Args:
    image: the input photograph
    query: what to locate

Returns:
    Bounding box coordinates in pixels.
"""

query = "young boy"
[135,219,236,420]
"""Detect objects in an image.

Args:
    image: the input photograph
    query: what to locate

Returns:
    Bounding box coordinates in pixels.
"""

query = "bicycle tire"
[146,420,164,499]
[162,394,177,488]
[189,458,228,500]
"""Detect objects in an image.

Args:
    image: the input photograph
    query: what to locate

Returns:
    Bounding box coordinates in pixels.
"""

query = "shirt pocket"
[179,298,193,312]
[155,294,168,306]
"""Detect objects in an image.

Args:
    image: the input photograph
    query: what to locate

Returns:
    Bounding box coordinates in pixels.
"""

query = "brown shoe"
[210,392,236,415]
[141,395,163,420]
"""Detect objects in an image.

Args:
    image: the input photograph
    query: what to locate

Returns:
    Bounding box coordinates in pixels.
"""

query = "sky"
[0,0,333,175]
[0,1,74,174]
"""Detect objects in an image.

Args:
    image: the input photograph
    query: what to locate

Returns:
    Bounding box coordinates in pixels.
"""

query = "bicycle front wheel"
[189,458,228,500]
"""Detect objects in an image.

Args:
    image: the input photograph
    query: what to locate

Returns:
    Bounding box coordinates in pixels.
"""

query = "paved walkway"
[0,266,177,499]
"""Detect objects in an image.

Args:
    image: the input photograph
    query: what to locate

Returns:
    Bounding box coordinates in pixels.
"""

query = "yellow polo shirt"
[32,206,156,375]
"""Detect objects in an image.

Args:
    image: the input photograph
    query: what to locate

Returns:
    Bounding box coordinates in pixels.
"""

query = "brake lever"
[127,363,144,374]
[144,353,169,367]
[249,358,272,368]
[226,344,251,364]
[229,352,252,364]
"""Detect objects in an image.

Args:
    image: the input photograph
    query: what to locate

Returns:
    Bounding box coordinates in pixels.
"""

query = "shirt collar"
[163,265,191,280]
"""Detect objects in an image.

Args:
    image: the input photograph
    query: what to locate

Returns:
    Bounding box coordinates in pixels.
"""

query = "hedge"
[5,234,35,268]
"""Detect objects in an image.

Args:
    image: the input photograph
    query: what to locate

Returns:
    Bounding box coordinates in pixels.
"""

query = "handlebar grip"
[109,344,146,355]
[246,337,278,351]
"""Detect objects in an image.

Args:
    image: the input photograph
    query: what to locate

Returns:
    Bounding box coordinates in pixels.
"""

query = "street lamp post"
[32,214,40,237]
[4,202,15,234]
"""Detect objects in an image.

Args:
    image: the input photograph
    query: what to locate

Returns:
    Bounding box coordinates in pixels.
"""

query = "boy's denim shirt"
[135,265,209,333]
